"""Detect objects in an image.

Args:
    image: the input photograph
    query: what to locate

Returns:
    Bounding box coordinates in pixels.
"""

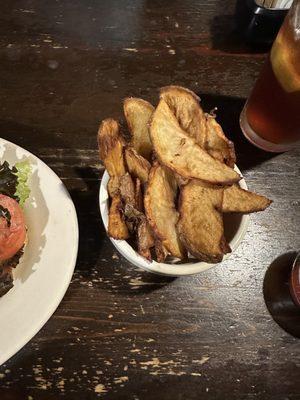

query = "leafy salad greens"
[0,160,31,207]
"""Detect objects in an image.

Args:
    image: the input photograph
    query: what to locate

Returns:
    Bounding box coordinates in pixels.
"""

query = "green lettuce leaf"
[14,160,31,207]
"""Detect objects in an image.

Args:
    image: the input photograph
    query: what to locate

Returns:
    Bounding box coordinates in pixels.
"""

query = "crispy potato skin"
[160,85,207,148]
[160,85,236,167]
[137,218,155,261]
[135,178,143,212]
[107,176,119,197]
[150,99,240,185]
[99,86,272,265]
[125,146,151,184]
[144,163,186,259]
[108,195,129,240]
[222,184,272,213]
[123,98,154,160]
[205,114,236,168]
[154,240,169,263]
[177,180,231,263]
[119,173,136,207]
[98,118,126,178]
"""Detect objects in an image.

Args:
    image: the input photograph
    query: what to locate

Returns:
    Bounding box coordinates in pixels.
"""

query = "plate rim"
[0,138,79,365]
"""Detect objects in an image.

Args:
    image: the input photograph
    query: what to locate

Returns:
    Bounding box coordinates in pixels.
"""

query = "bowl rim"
[99,167,250,276]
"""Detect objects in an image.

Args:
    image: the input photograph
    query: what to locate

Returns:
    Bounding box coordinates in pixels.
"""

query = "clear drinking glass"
[240,0,300,152]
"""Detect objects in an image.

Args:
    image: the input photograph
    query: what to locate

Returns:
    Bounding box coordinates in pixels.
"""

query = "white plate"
[0,138,78,365]
[99,168,250,276]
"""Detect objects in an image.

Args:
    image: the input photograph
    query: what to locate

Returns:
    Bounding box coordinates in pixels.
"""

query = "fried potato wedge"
[155,240,169,263]
[98,118,126,178]
[108,195,129,240]
[135,178,143,212]
[137,218,155,261]
[222,184,272,213]
[160,86,236,167]
[160,85,207,148]
[125,146,151,184]
[174,172,189,187]
[119,173,136,208]
[177,181,231,263]
[120,173,154,259]
[144,163,186,259]
[124,98,154,160]
[150,99,240,185]
[107,176,119,198]
[123,203,143,234]
[205,114,236,167]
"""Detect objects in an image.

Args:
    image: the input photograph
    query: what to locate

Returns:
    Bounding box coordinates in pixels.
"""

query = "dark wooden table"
[1,1,299,399]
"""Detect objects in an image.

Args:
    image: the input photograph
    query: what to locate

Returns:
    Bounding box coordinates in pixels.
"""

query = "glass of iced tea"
[240,0,300,152]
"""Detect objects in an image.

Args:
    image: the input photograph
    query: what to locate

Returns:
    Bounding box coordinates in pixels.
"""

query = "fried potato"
[107,176,119,197]
[137,218,155,261]
[155,240,169,263]
[222,184,272,213]
[150,99,240,185]
[174,172,189,187]
[205,114,236,167]
[123,203,143,234]
[123,98,154,160]
[177,181,231,263]
[135,178,143,212]
[144,163,186,259]
[120,173,154,258]
[160,85,207,148]
[108,195,129,240]
[119,173,136,207]
[125,146,151,184]
[160,86,236,167]
[98,118,126,178]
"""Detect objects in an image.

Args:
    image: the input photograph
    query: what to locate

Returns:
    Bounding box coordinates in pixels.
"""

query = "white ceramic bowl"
[99,167,250,276]
[0,138,78,365]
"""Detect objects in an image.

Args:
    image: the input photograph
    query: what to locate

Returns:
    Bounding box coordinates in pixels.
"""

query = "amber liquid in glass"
[245,10,300,145]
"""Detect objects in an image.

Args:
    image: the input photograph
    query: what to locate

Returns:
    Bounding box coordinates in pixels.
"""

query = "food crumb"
[114,376,129,384]
[95,383,107,393]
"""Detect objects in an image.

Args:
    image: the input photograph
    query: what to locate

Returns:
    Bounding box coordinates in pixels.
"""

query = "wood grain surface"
[0,1,299,399]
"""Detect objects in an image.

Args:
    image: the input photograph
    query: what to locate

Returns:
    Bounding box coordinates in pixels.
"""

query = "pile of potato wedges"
[98,86,271,264]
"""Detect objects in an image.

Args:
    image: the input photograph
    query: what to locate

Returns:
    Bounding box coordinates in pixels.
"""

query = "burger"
[0,160,31,297]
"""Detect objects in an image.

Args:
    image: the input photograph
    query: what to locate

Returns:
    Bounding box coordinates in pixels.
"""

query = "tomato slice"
[0,194,26,262]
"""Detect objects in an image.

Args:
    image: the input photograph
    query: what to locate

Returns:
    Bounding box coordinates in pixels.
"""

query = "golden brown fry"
[119,173,136,208]
[155,240,169,263]
[135,178,143,212]
[177,181,231,263]
[222,184,272,213]
[150,99,240,185]
[107,176,119,198]
[98,118,126,198]
[98,118,126,178]
[205,114,236,167]
[108,195,129,240]
[160,85,236,167]
[160,85,207,147]
[174,172,189,187]
[144,163,186,259]
[125,146,151,184]
[137,218,155,261]
[123,98,154,160]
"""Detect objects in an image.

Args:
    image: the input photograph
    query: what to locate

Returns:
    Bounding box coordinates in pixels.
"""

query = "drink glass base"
[240,107,298,153]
